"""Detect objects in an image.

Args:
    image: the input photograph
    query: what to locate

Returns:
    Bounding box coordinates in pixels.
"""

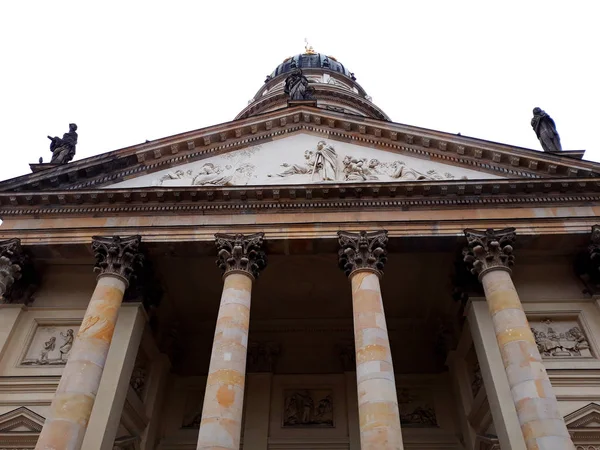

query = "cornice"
[1,177,600,217]
[1,106,598,194]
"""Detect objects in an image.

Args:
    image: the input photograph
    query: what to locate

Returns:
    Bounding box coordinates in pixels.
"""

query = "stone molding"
[92,235,143,284]
[3,179,600,217]
[0,238,24,298]
[1,106,598,194]
[215,232,267,280]
[463,228,516,279]
[337,230,388,278]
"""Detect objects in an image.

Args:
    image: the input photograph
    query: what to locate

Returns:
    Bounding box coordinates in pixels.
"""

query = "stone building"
[0,49,599,450]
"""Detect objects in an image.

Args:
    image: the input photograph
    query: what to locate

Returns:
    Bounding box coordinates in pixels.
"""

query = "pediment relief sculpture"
[111,135,490,190]
[156,162,256,187]
[268,140,459,183]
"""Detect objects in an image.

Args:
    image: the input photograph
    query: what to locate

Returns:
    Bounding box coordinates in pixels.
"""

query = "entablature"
[1,177,600,218]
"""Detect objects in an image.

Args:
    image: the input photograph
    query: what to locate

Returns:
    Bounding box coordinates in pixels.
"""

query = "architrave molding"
[2,177,600,217]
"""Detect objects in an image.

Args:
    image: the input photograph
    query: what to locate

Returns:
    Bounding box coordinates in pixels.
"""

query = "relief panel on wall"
[397,388,438,427]
[20,325,79,366]
[530,318,592,358]
[282,389,334,428]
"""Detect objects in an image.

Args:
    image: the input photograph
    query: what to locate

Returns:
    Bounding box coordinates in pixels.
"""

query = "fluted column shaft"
[35,236,142,450]
[196,233,266,450]
[338,231,404,450]
[464,228,574,450]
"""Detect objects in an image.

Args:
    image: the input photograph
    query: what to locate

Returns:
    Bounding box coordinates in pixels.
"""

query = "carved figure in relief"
[531,320,591,357]
[59,329,74,360]
[283,389,333,427]
[312,140,338,181]
[268,150,316,178]
[342,155,378,181]
[158,169,193,184]
[40,337,56,363]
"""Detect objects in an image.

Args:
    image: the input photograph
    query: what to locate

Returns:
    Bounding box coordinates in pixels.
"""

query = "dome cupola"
[236,45,389,121]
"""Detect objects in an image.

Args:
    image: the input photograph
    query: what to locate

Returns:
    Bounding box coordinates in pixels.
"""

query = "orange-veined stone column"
[338,230,404,450]
[463,228,575,450]
[35,235,143,450]
[196,232,266,450]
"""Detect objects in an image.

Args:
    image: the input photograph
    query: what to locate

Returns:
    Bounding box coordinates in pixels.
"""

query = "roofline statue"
[46,123,78,164]
[531,108,562,152]
[284,68,314,101]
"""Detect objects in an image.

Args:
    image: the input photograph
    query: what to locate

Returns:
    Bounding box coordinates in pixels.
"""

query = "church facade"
[1,49,600,450]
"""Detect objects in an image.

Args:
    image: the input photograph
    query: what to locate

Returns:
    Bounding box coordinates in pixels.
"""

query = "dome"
[268,53,356,82]
[236,49,389,121]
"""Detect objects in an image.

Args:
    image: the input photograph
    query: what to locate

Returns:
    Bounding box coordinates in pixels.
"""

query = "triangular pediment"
[0,406,45,433]
[565,403,600,430]
[0,105,598,194]
[107,133,502,189]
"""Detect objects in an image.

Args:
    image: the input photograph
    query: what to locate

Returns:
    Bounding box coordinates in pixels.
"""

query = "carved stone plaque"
[21,325,79,366]
[282,389,334,428]
[397,388,438,427]
[530,318,592,358]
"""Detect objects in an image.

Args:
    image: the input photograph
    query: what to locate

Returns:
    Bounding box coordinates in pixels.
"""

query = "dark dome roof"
[269,53,356,81]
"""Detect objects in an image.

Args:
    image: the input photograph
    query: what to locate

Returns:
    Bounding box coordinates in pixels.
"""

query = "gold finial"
[304,38,316,55]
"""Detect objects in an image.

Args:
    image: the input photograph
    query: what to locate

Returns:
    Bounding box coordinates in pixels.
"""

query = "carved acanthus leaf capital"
[215,232,267,279]
[589,225,600,266]
[0,238,25,298]
[92,235,143,284]
[337,230,388,277]
[463,228,516,279]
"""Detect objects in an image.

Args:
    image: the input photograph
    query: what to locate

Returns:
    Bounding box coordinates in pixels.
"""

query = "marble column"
[0,238,24,299]
[35,235,143,450]
[196,232,266,450]
[338,230,404,450]
[463,228,575,450]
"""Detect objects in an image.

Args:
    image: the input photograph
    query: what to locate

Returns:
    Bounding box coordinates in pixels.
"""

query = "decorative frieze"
[463,228,516,278]
[215,232,267,279]
[337,230,388,277]
[92,235,143,283]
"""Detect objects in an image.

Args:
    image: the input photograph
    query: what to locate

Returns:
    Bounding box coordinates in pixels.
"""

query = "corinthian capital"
[589,225,600,266]
[337,230,388,278]
[0,238,24,297]
[463,228,516,279]
[215,232,267,280]
[92,235,143,284]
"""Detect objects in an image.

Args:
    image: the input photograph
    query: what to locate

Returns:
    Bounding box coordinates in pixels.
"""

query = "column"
[35,235,143,450]
[196,232,266,450]
[463,228,574,450]
[467,299,527,450]
[0,238,24,299]
[338,230,404,450]
[81,303,147,450]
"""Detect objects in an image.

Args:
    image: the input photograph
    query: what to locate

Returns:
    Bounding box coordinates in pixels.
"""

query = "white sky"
[0,1,598,182]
